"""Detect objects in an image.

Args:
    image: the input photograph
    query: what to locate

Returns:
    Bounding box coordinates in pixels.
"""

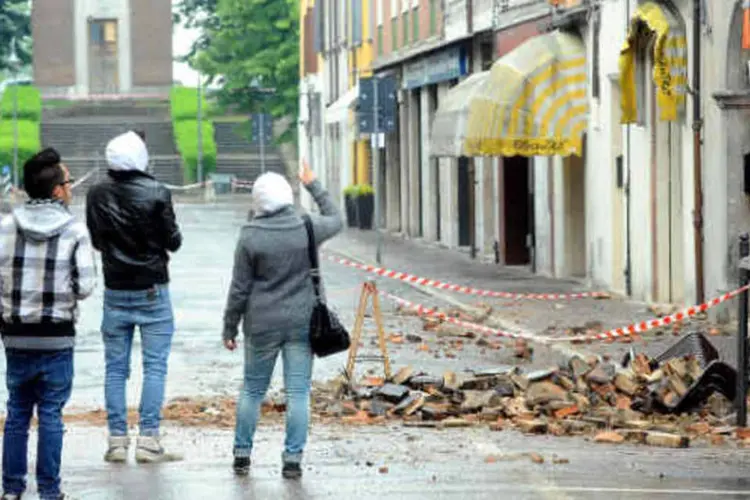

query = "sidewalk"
[325,230,739,367]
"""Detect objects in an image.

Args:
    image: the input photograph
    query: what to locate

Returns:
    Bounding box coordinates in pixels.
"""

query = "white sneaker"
[104,436,130,463]
[135,435,183,464]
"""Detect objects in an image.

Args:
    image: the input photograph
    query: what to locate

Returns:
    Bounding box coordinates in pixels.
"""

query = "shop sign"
[402,46,469,90]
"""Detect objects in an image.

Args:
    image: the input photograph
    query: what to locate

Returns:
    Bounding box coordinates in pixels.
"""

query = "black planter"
[344,194,358,227]
[357,194,374,230]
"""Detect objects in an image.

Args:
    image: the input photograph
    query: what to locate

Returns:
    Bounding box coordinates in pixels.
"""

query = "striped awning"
[430,30,588,158]
[619,2,687,123]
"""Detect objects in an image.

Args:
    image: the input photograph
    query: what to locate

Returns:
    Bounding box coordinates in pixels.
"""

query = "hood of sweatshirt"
[12,200,74,242]
[106,131,149,172]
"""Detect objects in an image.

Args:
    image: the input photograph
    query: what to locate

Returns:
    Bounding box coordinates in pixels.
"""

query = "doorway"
[563,151,586,277]
[503,156,531,265]
[458,157,475,250]
[88,19,119,94]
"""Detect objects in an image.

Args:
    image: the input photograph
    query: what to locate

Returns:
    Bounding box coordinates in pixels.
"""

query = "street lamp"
[8,40,19,188]
[250,84,275,174]
[197,75,204,184]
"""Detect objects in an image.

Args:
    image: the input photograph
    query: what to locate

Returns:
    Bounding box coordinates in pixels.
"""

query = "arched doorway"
[623,1,687,304]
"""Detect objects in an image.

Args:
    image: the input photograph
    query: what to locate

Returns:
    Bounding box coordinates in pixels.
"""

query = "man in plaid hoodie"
[0,148,96,500]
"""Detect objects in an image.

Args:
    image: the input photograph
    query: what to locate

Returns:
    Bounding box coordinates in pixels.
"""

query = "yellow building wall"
[351,0,374,186]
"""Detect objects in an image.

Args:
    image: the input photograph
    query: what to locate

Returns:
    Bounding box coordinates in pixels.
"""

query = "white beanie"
[105,131,149,172]
[251,172,293,215]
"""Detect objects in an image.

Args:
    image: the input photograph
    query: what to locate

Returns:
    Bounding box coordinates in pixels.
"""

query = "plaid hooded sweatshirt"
[0,199,96,350]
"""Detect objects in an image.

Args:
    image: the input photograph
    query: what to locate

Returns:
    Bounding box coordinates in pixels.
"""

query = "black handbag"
[302,215,351,357]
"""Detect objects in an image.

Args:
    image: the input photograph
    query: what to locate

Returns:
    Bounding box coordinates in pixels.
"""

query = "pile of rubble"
[316,333,742,448]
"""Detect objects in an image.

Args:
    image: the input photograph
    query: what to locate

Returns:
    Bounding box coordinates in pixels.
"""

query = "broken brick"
[645,432,690,448]
[461,391,501,412]
[553,404,580,419]
[569,356,592,378]
[517,419,548,434]
[392,366,415,386]
[613,372,641,396]
[376,384,410,403]
[526,381,568,407]
[529,453,545,464]
[393,392,426,416]
[585,363,615,384]
[594,431,625,444]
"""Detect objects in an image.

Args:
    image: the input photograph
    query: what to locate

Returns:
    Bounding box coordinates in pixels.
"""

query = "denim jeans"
[2,348,73,499]
[101,285,174,437]
[234,326,313,464]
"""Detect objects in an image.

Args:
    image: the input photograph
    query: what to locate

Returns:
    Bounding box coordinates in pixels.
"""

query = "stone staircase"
[41,100,183,187]
[213,121,287,181]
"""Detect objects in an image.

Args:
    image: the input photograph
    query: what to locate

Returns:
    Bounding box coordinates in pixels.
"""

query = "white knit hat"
[251,172,293,215]
[105,131,149,172]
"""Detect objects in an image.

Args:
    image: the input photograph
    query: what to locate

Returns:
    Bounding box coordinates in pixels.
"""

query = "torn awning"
[430,30,588,158]
[325,84,359,124]
[429,71,490,157]
[619,1,687,123]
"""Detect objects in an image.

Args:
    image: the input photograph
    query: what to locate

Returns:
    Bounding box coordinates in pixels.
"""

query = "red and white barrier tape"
[164,180,212,191]
[375,283,750,345]
[324,252,608,300]
[71,168,98,189]
[379,290,540,342]
[545,285,750,343]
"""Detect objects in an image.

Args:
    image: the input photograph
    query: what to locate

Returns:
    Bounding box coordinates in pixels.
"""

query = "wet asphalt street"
[1,198,750,499]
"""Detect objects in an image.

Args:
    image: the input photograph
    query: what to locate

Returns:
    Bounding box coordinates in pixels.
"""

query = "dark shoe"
[282,462,302,479]
[233,456,251,476]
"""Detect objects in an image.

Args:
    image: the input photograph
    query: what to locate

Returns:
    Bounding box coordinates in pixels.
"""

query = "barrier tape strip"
[378,290,541,342]
[545,284,750,343]
[324,252,608,300]
[164,180,212,191]
[71,168,98,189]
[372,283,750,346]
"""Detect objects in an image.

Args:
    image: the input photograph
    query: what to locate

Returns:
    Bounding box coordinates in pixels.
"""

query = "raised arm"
[300,161,343,245]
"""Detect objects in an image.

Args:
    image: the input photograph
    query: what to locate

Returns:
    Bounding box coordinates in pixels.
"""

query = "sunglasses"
[59,178,75,186]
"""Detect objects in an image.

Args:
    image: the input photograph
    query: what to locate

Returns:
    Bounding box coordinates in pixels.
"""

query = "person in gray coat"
[222,161,342,479]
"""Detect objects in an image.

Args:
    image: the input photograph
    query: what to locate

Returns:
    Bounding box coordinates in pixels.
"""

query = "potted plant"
[343,185,358,228]
[356,184,375,230]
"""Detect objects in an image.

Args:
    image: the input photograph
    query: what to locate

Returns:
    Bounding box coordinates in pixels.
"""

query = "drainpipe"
[692,0,705,304]
[625,0,632,297]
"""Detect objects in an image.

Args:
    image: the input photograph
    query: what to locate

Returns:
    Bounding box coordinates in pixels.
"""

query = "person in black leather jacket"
[85,130,183,465]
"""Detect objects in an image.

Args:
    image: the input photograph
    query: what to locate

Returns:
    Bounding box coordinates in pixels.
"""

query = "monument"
[31,0,173,98]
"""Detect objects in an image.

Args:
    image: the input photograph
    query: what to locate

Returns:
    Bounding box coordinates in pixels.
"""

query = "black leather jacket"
[85,170,182,290]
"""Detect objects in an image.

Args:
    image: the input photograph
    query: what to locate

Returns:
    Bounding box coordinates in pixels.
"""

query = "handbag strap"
[301,214,322,299]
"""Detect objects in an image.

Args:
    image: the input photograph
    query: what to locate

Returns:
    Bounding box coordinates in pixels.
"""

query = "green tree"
[191,0,299,143]
[0,0,31,73]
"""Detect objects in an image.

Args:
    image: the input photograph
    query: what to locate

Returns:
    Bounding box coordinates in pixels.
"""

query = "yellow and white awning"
[430,30,588,158]
[620,2,687,123]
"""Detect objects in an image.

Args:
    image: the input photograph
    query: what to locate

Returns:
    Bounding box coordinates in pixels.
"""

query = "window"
[429,0,437,35]
[412,7,418,41]
[377,0,384,26]
[392,17,398,49]
[378,25,384,55]
[403,11,409,45]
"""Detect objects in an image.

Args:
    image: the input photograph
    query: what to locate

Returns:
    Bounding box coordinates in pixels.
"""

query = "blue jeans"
[101,285,174,437]
[234,326,313,464]
[2,348,73,499]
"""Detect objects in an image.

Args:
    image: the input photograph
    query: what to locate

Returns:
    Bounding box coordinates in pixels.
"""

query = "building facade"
[32,0,173,98]
[299,0,748,311]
